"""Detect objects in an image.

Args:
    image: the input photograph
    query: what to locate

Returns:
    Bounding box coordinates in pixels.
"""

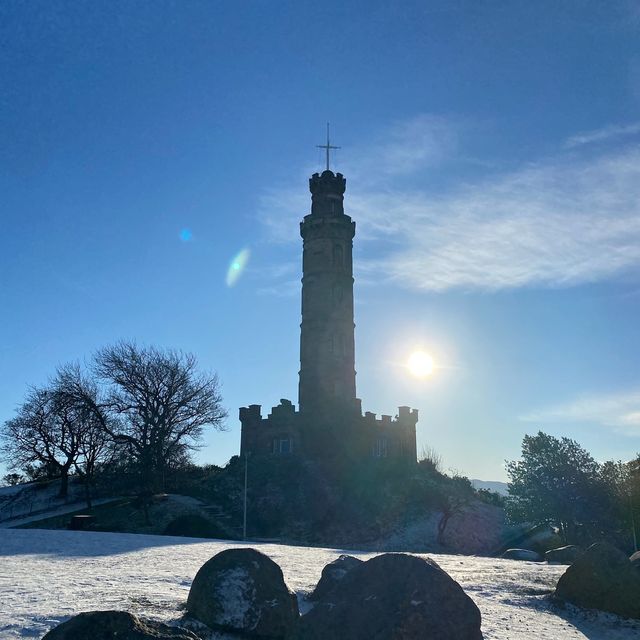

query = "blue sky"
[1,0,640,481]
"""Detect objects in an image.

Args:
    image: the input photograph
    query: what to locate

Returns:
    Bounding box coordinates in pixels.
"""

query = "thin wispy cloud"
[256,279,299,298]
[564,121,640,148]
[521,389,640,437]
[252,263,299,297]
[343,114,460,178]
[258,188,308,245]
[360,149,640,291]
[258,114,640,293]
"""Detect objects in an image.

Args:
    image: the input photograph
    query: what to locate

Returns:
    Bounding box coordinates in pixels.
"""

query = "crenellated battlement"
[361,406,418,459]
[363,406,419,430]
[309,170,346,195]
[239,403,262,421]
[268,398,297,419]
[239,399,298,424]
[241,397,417,460]
[240,399,301,456]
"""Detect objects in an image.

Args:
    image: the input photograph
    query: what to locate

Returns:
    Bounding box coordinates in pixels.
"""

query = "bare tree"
[54,364,113,508]
[0,387,83,498]
[436,475,474,545]
[92,341,227,499]
[418,445,443,473]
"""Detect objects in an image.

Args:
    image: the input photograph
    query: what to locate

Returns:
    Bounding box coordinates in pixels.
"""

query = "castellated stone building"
[240,169,418,462]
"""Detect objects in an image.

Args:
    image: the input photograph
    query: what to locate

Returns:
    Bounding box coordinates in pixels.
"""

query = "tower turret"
[309,169,346,216]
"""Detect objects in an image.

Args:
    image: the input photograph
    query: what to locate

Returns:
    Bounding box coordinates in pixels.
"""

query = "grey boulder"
[186,547,298,638]
[42,610,199,639]
[308,554,363,601]
[295,552,483,640]
[554,542,640,619]
[544,545,582,565]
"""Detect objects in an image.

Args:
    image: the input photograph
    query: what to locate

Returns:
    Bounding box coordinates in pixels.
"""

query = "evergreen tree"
[506,431,606,544]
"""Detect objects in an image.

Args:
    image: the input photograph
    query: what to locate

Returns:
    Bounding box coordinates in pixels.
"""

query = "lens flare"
[179,228,193,242]
[407,351,435,378]
[226,248,250,286]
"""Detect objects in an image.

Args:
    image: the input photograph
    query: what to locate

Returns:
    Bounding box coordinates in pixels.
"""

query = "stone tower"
[239,154,418,462]
[298,170,358,417]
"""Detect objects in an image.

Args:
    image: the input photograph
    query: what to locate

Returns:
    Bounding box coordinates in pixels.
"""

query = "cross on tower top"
[316,122,340,171]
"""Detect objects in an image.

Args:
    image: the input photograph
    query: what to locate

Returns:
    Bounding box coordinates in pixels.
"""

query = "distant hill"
[471,479,509,496]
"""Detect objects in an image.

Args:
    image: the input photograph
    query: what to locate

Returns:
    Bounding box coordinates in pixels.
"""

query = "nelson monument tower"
[240,129,418,463]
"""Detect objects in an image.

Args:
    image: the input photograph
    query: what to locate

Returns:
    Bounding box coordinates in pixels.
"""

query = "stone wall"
[240,400,417,462]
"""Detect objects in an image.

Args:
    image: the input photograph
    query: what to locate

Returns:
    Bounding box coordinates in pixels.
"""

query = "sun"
[407,351,435,378]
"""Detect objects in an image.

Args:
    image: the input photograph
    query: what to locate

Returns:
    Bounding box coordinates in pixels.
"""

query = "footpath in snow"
[1,528,639,639]
[0,481,115,527]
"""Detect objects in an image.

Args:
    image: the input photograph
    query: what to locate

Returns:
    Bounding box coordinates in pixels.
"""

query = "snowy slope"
[0,480,91,524]
[1,529,639,639]
[0,484,27,497]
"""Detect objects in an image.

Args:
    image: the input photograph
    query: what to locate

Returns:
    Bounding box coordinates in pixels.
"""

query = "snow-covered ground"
[0,498,119,529]
[0,480,91,524]
[1,529,639,639]
[0,484,27,498]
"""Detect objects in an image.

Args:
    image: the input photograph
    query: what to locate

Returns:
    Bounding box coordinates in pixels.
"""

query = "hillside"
[471,480,509,496]
[2,529,639,639]
[1,460,521,556]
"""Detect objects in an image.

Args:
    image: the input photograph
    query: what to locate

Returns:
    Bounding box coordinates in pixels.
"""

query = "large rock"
[631,550,640,571]
[544,545,582,565]
[295,553,483,640]
[186,548,298,638]
[42,610,199,639]
[500,548,543,562]
[554,542,640,619]
[308,554,362,601]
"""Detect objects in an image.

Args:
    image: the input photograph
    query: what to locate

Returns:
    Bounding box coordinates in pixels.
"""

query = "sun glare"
[226,248,250,287]
[407,351,435,378]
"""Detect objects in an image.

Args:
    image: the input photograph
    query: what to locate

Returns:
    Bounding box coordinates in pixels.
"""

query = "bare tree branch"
[92,341,227,495]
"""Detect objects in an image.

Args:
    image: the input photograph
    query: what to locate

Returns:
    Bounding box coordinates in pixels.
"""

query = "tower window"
[372,438,388,458]
[272,437,293,454]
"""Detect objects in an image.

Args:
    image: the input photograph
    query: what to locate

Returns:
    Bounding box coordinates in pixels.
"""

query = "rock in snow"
[544,545,582,565]
[295,552,483,640]
[501,549,544,562]
[554,542,640,620]
[41,610,199,640]
[308,553,363,602]
[186,548,298,637]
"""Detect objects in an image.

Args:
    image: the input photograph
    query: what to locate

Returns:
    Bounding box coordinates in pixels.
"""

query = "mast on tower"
[316,122,341,172]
